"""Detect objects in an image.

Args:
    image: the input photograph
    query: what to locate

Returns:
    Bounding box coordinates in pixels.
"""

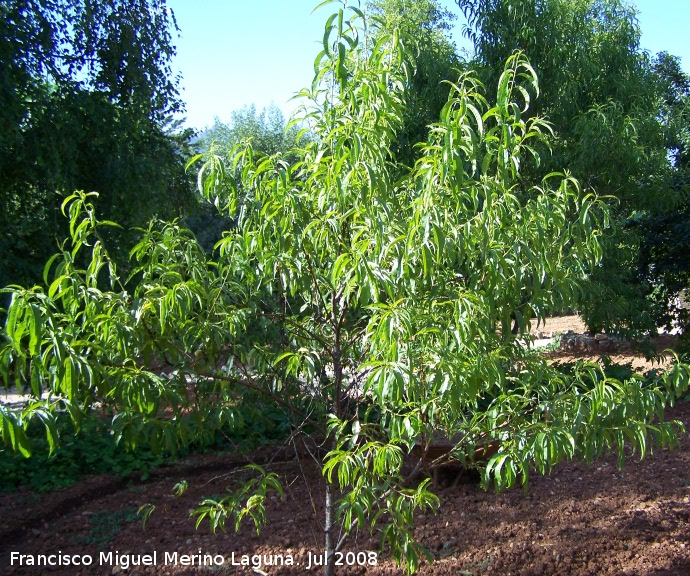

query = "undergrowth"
[71,508,140,545]
[0,390,294,493]
[0,417,167,493]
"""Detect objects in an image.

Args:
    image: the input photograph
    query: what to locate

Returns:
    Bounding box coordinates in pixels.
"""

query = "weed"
[457,554,495,575]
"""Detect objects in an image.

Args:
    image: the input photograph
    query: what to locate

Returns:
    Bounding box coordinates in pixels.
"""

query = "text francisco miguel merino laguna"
[10,549,380,570]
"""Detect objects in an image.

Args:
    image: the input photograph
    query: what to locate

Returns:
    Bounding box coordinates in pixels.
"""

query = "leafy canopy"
[457,0,687,335]
[2,2,690,574]
[0,0,195,289]
[366,0,463,169]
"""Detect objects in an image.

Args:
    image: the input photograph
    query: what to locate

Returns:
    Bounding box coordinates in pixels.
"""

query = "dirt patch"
[528,315,589,337]
[533,315,683,373]
[1,318,689,576]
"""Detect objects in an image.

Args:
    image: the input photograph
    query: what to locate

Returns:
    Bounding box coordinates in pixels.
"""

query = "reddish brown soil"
[1,318,689,576]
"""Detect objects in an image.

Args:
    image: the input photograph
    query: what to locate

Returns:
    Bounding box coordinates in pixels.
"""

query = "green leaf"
[28,304,43,356]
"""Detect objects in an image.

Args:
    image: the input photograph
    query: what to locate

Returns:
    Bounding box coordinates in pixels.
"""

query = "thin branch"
[340,323,369,356]
[196,370,325,435]
[302,246,330,318]
[261,311,333,352]
[334,458,425,553]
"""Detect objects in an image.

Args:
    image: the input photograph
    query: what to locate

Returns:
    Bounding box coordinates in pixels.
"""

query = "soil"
[2,317,689,576]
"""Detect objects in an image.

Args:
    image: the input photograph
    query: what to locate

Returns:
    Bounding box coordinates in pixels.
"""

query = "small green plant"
[457,553,494,575]
[137,502,156,529]
[172,479,188,496]
[193,465,283,534]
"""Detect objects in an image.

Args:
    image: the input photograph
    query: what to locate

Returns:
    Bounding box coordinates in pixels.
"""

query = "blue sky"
[167,0,690,131]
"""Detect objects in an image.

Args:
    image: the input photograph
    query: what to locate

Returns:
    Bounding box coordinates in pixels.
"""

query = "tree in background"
[197,104,300,159]
[184,104,304,252]
[457,0,686,336]
[3,3,689,575]
[635,53,690,336]
[0,0,196,289]
[367,0,463,170]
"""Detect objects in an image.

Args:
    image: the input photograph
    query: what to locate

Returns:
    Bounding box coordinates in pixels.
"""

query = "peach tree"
[1,2,689,574]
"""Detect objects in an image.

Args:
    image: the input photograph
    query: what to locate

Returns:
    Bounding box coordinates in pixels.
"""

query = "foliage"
[2,2,690,575]
[634,53,690,336]
[194,464,284,534]
[366,0,463,169]
[72,508,139,545]
[0,416,167,493]
[197,104,302,160]
[184,104,305,252]
[635,202,690,338]
[456,0,685,335]
[0,0,196,289]
[0,385,292,494]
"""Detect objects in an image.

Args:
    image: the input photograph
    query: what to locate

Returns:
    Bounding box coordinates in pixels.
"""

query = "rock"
[598,339,612,351]
[594,333,608,341]
[559,333,601,353]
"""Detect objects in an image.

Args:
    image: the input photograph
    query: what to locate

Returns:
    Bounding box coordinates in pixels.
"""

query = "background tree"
[366,0,463,170]
[2,3,689,575]
[635,53,690,336]
[456,0,686,336]
[197,104,301,159]
[183,104,306,252]
[0,0,196,290]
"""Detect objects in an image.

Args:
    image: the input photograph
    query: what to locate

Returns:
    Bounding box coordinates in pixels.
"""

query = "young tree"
[2,3,689,575]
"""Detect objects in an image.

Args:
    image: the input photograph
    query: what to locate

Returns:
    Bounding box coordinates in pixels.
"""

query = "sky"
[167,0,690,131]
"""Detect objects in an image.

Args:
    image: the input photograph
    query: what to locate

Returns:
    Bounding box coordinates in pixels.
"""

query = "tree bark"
[324,292,343,576]
[324,478,335,576]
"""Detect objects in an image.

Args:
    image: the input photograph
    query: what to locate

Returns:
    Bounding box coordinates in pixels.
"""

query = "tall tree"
[457,0,683,335]
[635,53,690,335]
[0,0,195,289]
[366,0,463,169]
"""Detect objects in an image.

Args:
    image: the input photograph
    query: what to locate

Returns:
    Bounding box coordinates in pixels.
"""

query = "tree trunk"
[324,292,343,576]
[324,478,336,576]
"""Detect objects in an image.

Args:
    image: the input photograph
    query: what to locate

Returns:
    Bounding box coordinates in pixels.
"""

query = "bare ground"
[1,317,689,576]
